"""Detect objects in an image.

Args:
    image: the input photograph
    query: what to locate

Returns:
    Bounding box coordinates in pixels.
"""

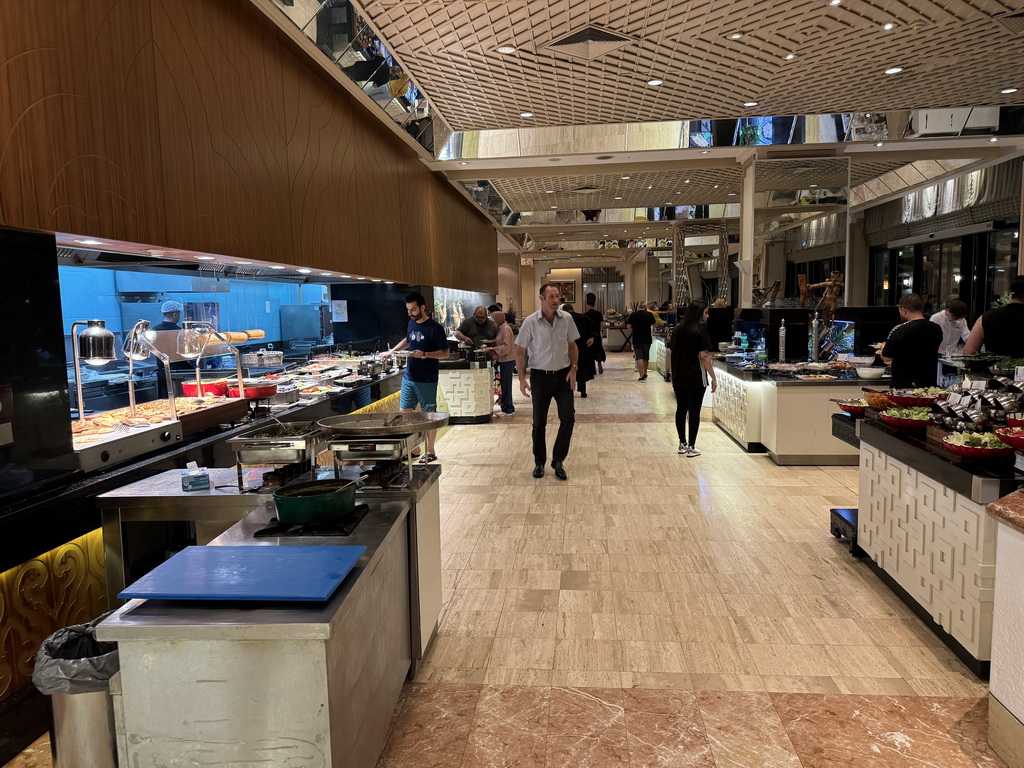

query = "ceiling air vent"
[992,11,1024,35]
[543,26,635,61]
[569,186,603,194]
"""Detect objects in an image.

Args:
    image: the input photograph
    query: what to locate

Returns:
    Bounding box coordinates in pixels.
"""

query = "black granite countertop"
[860,419,1022,504]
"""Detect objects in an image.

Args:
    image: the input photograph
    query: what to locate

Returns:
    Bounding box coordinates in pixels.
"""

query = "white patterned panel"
[712,369,760,444]
[438,369,494,417]
[858,443,996,659]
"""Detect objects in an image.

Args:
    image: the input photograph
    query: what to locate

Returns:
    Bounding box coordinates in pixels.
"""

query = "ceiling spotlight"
[236,261,252,265]
[356,277,366,280]
[497,46,517,54]
[713,184,719,189]
[372,278,382,282]
[558,232,564,235]
[520,111,534,118]
[991,136,999,142]
[297,268,312,274]
[675,191,681,195]
[1001,88,1018,94]
[196,255,216,261]
[319,272,332,276]
[550,205,557,209]
[829,0,841,6]
[647,78,664,86]
[884,66,903,75]
[546,190,555,193]
[728,192,737,196]
[744,101,758,107]
[614,196,623,200]
[459,161,468,165]
[875,142,884,147]
[785,53,796,60]
[882,22,895,30]
[75,239,105,246]
[271,265,286,270]
[728,33,743,39]
[385,281,394,284]
[700,149,710,154]
[809,184,818,188]
[684,179,691,184]
[340,274,351,278]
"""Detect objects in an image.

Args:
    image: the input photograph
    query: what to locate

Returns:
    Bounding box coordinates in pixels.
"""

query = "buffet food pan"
[227,421,324,464]
[317,411,449,437]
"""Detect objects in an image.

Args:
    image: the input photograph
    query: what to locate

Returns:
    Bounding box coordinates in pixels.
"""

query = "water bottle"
[779,320,786,363]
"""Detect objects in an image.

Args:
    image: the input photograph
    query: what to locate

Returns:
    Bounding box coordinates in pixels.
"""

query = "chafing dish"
[227,421,325,464]
[268,383,300,405]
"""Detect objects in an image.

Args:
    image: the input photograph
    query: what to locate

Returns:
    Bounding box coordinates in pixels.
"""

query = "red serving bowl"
[836,402,867,418]
[942,440,1014,459]
[181,380,228,398]
[228,382,278,399]
[878,412,930,430]
[886,391,946,407]
[995,428,1024,451]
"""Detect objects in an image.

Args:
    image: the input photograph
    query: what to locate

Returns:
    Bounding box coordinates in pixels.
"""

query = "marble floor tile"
[545,687,630,766]
[697,690,801,767]
[460,685,549,768]
[379,684,481,767]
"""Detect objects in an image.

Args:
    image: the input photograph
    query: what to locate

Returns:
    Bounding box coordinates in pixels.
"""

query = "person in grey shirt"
[516,283,580,480]
[455,306,497,347]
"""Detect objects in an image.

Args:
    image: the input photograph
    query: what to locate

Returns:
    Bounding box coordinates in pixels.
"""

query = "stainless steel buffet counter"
[98,496,413,768]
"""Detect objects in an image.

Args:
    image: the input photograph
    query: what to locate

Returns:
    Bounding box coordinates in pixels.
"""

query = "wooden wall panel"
[0,0,495,294]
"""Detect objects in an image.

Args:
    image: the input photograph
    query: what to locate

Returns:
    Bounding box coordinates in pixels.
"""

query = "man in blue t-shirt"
[381,292,450,462]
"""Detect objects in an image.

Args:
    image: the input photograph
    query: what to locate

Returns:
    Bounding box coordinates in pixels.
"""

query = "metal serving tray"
[317,412,449,437]
[227,421,325,464]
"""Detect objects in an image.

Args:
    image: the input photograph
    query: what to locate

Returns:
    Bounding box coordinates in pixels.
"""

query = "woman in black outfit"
[670,300,718,457]
[563,304,598,397]
[584,293,606,374]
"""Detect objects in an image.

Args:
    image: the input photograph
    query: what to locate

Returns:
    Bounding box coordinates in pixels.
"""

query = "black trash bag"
[32,614,119,695]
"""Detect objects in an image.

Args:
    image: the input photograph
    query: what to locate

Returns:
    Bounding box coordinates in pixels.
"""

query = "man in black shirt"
[627,302,658,382]
[881,294,943,388]
[963,276,1024,358]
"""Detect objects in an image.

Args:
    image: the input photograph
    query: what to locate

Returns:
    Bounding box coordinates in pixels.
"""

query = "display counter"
[985,494,1024,765]
[98,497,413,768]
[712,360,868,464]
[858,420,1015,676]
[437,358,493,424]
[651,337,668,380]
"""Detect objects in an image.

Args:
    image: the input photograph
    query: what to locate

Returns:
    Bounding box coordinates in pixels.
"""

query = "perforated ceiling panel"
[754,158,850,191]
[490,167,743,210]
[358,0,1024,130]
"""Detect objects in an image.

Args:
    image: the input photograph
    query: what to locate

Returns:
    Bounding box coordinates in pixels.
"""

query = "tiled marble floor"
[7,353,1003,768]
[378,352,1004,767]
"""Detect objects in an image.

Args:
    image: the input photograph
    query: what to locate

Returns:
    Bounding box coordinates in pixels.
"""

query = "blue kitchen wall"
[58,266,327,346]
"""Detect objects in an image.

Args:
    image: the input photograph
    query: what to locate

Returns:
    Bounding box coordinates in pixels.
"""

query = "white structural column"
[738,160,756,308]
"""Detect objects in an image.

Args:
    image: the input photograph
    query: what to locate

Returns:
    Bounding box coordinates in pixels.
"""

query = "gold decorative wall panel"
[0,529,107,701]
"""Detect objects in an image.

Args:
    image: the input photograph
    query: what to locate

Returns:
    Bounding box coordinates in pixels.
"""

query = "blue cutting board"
[118,545,367,602]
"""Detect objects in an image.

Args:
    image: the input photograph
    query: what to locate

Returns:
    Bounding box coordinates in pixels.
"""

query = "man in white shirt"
[516,284,580,480]
[930,300,969,355]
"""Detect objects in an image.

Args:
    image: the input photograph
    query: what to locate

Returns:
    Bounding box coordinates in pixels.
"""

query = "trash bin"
[32,615,119,768]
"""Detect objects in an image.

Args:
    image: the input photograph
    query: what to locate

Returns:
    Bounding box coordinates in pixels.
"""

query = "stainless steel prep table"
[97,498,413,768]
[97,467,275,605]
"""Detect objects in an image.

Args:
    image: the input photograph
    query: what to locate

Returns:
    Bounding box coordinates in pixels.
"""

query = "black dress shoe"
[551,461,568,480]
[532,464,544,478]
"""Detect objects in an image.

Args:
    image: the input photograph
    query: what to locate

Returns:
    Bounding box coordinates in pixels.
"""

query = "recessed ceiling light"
[319,272,332,276]
[497,45,517,54]
[271,265,286,270]
[728,192,737,196]
[728,33,743,39]
[550,205,557,209]
[646,185,653,190]
[713,184,719,189]
[621,175,630,180]
[785,53,796,60]
[196,255,216,260]
[1001,88,1018,94]
[744,101,758,107]
[700,150,710,154]
[340,274,351,278]
[520,111,534,118]
[875,142,884,147]
[546,190,555,193]
[884,66,903,75]
[385,281,394,284]
[647,78,664,86]
[297,268,312,274]
[614,196,623,200]
[991,136,998,142]
[829,0,841,6]
[357,277,366,280]
[76,239,105,246]
[236,260,252,265]
[675,191,681,195]
[558,232,564,235]
[372,278,382,282]
[809,184,818,188]
[459,161,468,165]
[684,179,691,184]
[882,22,895,30]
